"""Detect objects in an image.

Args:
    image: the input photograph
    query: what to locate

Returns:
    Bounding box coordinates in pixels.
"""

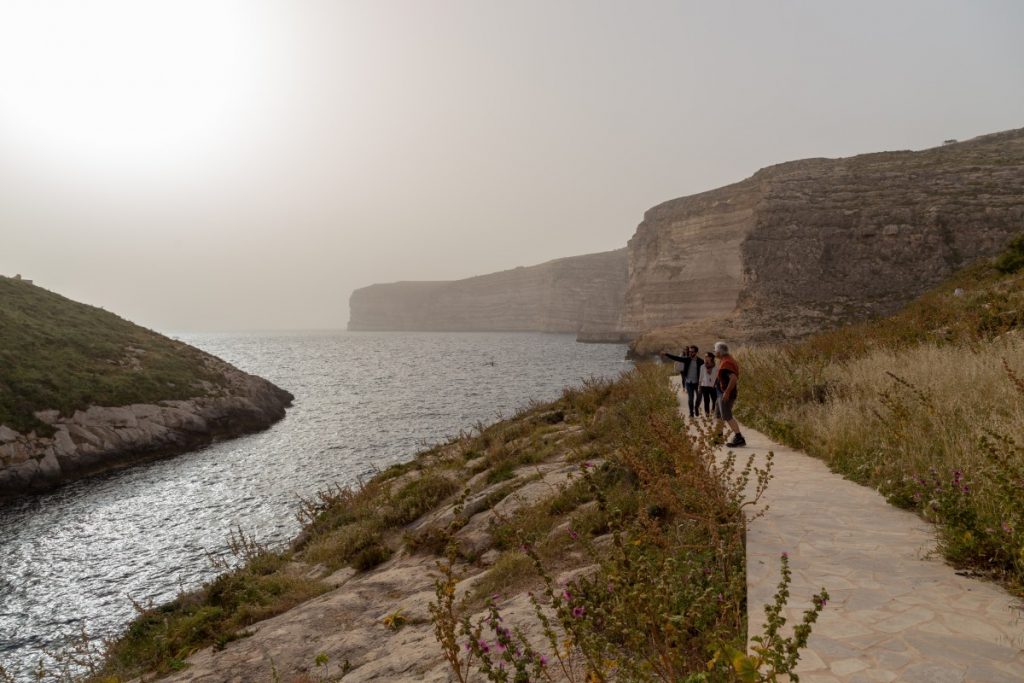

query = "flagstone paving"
[675,382,1024,682]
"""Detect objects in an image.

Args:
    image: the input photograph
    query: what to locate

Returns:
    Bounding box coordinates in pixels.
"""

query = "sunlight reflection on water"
[0,331,628,677]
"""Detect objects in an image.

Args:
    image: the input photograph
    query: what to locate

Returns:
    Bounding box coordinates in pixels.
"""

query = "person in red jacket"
[714,341,745,447]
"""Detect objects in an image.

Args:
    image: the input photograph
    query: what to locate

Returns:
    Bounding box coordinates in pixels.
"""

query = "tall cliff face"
[626,128,1024,351]
[348,249,628,339]
[347,128,1023,350]
[623,178,760,334]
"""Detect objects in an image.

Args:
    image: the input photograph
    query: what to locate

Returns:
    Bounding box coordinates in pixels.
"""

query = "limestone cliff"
[0,276,293,500]
[348,249,628,340]
[627,128,1024,352]
[348,129,1023,351]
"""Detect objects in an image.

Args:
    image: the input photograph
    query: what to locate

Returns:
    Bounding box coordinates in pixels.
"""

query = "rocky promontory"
[0,276,293,501]
[348,248,628,341]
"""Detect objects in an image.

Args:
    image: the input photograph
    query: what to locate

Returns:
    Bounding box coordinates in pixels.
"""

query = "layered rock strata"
[348,249,629,341]
[348,128,1023,350]
[0,358,293,502]
[626,128,1024,351]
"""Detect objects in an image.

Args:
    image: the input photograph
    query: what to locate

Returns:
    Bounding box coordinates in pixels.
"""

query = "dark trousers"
[700,386,717,415]
[684,380,699,416]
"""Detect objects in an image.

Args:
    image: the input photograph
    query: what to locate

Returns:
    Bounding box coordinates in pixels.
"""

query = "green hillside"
[0,277,225,435]
[737,235,1024,589]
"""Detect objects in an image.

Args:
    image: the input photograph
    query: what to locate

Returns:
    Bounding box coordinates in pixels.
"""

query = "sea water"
[0,331,628,678]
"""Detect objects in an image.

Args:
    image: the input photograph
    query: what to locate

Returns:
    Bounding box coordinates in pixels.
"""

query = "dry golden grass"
[738,241,1024,588]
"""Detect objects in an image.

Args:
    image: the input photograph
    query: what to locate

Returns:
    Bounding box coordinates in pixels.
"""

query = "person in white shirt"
[698,351,718,416]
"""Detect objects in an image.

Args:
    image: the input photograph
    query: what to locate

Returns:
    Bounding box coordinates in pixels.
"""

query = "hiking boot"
[725,434,746,448]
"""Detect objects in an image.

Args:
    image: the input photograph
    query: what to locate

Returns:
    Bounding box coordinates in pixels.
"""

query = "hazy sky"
[1,1,1022,332]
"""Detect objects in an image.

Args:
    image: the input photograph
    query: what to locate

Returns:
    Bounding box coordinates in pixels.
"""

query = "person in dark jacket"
[662,346,703,417]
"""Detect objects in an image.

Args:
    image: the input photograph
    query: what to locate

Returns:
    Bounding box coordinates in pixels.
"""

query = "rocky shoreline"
[85,364,750,683]
[0,361,293,503]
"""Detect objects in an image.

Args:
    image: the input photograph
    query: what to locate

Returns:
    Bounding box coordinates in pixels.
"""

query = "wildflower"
[581,461,593,470]
[495,643,507,654]
[478,639,491,654]
[781,551,788,559]
[567,527,579,541]
[572,606,586,618]
[538,655,548,667]
[562,589,572,602]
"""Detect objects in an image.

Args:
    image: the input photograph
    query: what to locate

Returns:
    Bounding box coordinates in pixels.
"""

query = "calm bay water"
[0,331,628,678]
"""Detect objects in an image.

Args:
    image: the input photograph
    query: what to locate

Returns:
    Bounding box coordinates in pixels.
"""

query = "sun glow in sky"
[1,1,1022,331]
[0,1,284,179]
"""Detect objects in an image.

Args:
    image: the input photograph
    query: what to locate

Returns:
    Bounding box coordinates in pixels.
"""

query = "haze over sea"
[0,331,629,678]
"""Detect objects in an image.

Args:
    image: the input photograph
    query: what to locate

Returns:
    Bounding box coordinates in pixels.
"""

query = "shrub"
[430,364,826,681]
[994,233,1024,274]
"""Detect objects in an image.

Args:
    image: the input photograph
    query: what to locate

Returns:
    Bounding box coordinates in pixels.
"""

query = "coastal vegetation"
[42,363,825,682]
[737,235,1024,592]
[0,276,224,435]
[427,365,826,682]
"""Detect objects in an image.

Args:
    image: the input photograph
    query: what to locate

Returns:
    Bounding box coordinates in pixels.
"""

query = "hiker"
[714,341,745,447]
[698,351,718,416]
[663,346,703,417]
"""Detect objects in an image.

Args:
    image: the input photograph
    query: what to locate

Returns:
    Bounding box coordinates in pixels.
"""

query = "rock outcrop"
[0,355,293,501]
[347,249,629,341]
[0,276,294,501]
[627,128,1024,352]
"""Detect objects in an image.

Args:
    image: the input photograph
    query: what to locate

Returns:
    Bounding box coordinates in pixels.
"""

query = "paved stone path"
[674,383,1024,682]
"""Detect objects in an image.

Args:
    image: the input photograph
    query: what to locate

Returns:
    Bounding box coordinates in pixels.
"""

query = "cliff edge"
[627,128,1024,352]
[0,276,294,501]
[346,128,1024,353]
[347,248,629,341]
